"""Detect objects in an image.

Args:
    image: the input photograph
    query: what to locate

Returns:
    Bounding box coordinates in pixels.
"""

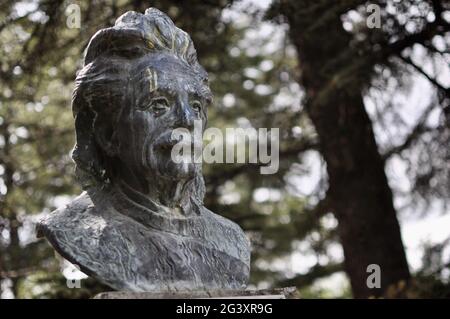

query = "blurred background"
[0,0,449,298]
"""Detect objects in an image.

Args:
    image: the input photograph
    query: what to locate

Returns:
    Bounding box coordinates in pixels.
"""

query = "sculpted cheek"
[135,115,153,168]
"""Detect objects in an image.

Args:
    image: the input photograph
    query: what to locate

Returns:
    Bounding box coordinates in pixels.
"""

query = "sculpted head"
[71,8,211,207]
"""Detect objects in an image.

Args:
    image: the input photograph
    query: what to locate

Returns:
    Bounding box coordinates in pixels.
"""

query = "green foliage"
[17,271,109,299]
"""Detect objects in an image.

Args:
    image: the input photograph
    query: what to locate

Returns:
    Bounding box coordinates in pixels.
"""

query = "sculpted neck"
[109,164,193,213]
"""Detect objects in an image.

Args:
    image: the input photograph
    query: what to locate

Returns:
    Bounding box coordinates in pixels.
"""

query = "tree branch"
[277,262,344,288]
[382,101,436,160]
[206,140,319,185]
[398,54,449,97]
[386,13,449,56]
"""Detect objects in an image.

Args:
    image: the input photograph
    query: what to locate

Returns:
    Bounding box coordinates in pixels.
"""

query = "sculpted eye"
[149,97,169,116]
[191,100,202,113]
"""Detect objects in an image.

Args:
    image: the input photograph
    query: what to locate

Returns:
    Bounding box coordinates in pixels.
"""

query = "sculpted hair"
[71,8,207,202]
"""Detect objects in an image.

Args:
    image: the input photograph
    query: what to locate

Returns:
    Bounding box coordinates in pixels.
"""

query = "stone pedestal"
[93,287,298,299]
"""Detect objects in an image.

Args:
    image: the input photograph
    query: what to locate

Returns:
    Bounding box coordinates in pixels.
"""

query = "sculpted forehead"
[133,54,211,100]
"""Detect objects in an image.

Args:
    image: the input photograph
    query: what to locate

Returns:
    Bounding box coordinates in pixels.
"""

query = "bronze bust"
[37,8,250,292]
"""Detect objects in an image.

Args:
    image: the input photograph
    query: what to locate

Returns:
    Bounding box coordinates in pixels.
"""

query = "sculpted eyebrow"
[191,91,212,104]
[196,86,213,103]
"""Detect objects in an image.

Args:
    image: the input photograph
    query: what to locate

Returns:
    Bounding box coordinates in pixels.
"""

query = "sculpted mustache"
[153,131,199,150]
[142,131,201,166]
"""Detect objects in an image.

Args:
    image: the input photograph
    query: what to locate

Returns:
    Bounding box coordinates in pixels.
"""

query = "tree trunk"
[279,2,410,297]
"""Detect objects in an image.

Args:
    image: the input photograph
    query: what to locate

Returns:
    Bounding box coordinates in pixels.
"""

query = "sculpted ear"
[94,119,119,157]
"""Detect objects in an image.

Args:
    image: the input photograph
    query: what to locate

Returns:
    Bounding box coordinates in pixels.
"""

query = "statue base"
[93,287,298,299]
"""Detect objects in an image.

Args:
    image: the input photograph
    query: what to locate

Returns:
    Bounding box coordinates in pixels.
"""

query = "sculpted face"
[112,53,210,185]
[72,8,211,203]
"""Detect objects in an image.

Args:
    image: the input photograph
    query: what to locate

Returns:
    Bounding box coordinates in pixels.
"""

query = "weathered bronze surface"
[37,8,250,292]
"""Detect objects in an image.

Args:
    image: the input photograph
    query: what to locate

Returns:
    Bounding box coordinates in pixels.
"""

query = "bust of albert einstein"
[37,8,250,292]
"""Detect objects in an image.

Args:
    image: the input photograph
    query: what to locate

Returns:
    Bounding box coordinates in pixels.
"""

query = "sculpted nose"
[175,100,196,130]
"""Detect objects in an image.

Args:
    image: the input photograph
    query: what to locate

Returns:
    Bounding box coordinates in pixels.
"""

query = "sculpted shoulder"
[202,206,248,241]
[36,192,97,240]
[36,191,251,291]
[200,206,251,265]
